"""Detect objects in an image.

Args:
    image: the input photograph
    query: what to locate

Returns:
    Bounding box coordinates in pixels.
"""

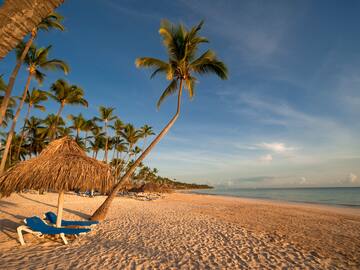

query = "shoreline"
[184,188,360,212]
[177,191,360,217]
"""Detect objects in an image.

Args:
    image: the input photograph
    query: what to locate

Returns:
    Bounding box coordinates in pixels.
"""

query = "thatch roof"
[0,136,114,197]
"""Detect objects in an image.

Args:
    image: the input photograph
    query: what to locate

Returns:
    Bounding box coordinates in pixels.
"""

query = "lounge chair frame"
[17,217,89,246]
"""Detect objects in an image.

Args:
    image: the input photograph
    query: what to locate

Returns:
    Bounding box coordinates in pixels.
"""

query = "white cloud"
[259,154,273,163]
[340,173,358,184]
[256,142,296,154]
[299,177,307,184]
[348,173,358,183]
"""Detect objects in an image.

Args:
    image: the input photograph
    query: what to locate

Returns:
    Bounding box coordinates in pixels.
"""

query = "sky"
[1,0,360,188]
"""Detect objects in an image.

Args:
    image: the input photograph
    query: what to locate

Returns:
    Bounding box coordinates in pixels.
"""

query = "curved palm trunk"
[0,31,35,126]
[90,80,184,221]
[0,73,33,173]
[15,104,32,160]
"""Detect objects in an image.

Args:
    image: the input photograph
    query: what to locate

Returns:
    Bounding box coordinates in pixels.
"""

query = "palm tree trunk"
[51,103,64,140]
[90,80,184,221]
[15,104,32,160]
[0,31,35,126]
[103,120,108,163]
[84,131,88,148]
[0,73,33,173]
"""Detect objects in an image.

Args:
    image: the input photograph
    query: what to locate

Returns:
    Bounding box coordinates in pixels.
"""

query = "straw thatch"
[0,136,114,197]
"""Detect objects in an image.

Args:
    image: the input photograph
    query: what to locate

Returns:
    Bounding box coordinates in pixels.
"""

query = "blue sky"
[1,0,360,187]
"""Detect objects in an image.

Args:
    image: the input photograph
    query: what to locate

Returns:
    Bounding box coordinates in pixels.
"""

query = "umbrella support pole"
[56,191,64,227]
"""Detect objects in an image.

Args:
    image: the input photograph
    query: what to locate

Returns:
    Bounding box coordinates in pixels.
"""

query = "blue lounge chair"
[45,211,99,227]
[17,216,91,245]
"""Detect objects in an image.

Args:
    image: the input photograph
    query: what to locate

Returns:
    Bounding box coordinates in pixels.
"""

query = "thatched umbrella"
[0,136,114,227]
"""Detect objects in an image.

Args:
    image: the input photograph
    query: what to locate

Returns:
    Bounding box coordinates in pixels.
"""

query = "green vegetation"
[0,16,226,221]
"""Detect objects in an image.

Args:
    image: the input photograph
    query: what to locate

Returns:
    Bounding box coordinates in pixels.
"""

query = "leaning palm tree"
[16,88,48,159]
[0,12,64,127]
[0,44,69,173]
[91,19,228,221]
[94,106,117,163]
[48,79,87,140]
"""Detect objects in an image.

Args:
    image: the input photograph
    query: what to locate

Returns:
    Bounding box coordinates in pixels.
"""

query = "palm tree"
[23,116,46,157]
[0,44,69,173]
[0,12,64,126]
[0,76,16,129]
[67,113,86,140]
[139,124,155,150]
[16,88,48,158]
[82,118,95,148]
[122,124,142,154]
[91,20,228,220]
[94,106,117,163]
[41,114,66,142]
[90,135,106,160]
[48,79,87,140]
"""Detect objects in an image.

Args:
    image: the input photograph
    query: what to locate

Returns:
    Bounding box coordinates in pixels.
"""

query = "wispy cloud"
[256,142,297,154]
[340,173,359,184]
[181,0,305,65]
[259,154,273,163]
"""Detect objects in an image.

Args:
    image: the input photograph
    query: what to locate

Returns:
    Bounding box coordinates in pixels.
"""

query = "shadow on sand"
[16,193,90,219]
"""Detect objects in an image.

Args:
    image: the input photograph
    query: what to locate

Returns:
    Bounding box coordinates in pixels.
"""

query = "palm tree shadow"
[17,193,90,219]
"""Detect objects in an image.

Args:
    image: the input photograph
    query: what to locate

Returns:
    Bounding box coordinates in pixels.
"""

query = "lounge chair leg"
[17,225,26,246]
[60,233,68,245]
[17,225,43,246]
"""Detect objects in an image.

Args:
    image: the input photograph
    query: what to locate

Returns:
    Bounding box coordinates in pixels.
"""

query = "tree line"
[0,12,227,220]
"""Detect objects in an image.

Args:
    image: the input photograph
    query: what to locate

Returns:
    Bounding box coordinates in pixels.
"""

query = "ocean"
[191,187,360,208]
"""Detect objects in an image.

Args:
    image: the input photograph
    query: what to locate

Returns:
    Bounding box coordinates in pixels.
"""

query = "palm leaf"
[157,79,178,108]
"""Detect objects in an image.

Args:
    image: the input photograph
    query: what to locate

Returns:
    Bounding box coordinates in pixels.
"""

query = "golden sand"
[0,192,359,269]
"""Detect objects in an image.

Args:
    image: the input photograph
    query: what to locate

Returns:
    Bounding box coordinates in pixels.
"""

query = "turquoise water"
[192,187,360,208]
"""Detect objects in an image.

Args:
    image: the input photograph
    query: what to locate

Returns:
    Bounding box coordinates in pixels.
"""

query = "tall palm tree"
[94,106,117,163]
[120,124,142,168]
[40,113,67,141]
[91,20,228,220]
[0,44,69,173]
[23,116,46,157]
[16,88,48,158]
[82,118,95,149]
[67,113,86,140]
[139,124,155,150]
[0,76,16,129]
[48,79,87,140]
[0,12,64,126]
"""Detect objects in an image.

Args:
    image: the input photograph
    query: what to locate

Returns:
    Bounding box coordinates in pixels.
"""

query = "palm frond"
[34,70,45,84]
[40,59,70,74]
[157,79,178,109]
[185,76,196,99]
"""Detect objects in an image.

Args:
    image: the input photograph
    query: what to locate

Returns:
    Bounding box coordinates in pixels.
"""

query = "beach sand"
[0,192,359,269]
